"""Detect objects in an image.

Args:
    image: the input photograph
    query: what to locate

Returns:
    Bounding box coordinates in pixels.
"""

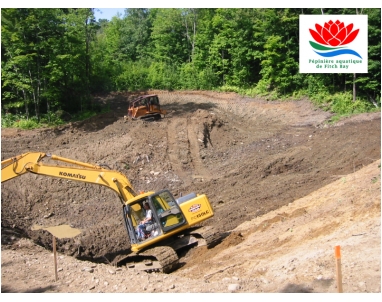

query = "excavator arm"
[1,152,137,204]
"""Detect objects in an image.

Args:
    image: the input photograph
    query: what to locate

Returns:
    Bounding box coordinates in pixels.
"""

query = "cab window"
[150,191,185,232]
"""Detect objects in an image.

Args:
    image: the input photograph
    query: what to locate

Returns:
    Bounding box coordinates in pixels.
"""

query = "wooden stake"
[53,235,58,282]
[335,245,343,293]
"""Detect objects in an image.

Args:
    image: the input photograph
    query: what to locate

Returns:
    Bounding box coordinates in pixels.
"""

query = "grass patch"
[1,104,111,130]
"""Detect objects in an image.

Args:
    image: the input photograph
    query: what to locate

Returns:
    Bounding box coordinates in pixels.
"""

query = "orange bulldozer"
[125,94,167,121]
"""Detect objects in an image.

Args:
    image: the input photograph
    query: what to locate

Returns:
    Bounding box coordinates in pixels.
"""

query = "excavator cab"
[151,190,186,231]
[126,94,167,121]
[123,190,186,245]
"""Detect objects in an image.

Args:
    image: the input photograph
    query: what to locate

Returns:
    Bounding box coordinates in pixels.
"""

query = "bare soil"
[1,90,381,293]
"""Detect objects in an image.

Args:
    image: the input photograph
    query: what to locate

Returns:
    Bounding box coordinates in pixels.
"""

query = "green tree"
[252,9,301,95]
[357,8,381,106]
[149,8,189,64]
[2,8,98,119]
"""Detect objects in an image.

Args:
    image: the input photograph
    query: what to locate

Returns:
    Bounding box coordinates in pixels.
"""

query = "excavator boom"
[1,152,137,203]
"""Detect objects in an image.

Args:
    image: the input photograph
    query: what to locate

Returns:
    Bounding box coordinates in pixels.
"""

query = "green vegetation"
[1,8,380,129]
[0,109,110,130]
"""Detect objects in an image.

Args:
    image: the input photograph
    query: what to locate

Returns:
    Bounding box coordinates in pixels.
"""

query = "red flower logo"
[309,20,359,47]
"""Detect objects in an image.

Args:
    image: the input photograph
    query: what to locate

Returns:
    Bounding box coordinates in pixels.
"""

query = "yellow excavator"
[1,152,220,273]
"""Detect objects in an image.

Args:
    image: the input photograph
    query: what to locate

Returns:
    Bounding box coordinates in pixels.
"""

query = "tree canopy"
[1,8,380,124]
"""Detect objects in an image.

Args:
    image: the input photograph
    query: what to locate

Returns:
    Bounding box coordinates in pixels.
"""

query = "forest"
[1,8,381,128]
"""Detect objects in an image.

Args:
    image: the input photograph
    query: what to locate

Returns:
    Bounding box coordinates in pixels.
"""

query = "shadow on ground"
[1,285,57,293]
[279,283,314,293]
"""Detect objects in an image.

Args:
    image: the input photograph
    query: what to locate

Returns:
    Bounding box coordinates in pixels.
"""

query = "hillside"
[1,91,380,293]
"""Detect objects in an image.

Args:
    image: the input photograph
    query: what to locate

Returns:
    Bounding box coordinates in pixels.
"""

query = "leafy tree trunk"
[222,50,225,85]
[22,89,29,119]
[182,8,198,62]
[28,69,39,120]
[353,8,364,102]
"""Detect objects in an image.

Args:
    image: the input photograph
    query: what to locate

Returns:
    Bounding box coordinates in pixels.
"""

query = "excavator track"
[117,245,179,274]
[139,246,179,273]
[115,227,220,274]
[186,225,221,248]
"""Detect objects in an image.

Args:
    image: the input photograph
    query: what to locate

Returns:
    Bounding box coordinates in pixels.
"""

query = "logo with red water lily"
[299,15,368,73]
[309,19,362,59]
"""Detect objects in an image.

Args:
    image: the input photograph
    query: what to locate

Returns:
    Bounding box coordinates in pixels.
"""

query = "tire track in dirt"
[187,116,212,182]
[166,118,192,186]
[166,117,212,186]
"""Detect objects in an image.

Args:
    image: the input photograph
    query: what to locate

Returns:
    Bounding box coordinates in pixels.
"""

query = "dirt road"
[1,91,380,293]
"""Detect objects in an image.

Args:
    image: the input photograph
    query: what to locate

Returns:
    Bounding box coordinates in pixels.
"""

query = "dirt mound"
[1,91,381,293]
[1,159,380,293]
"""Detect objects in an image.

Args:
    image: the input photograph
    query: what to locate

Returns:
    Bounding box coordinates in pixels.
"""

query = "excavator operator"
[137,201,153,241]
